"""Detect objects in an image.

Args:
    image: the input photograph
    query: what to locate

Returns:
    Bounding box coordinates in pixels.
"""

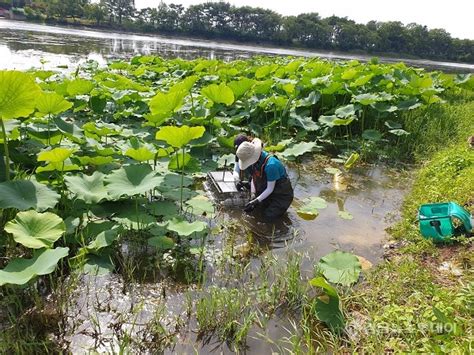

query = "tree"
[103,0,135,26]
[84,2,107,25]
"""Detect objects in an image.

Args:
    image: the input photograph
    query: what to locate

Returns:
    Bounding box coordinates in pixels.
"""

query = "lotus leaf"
[83,254,114,275]
[362,129,382,141]
[338,211,353,220]
[35,92,72,116]
[37,147,74,163]
[185,195,215,216]
[125,147,155,162]
[105,164,163,199]
[168,152,200,172]
[166,217,207,236]
[5,210,66,249]
[155,125,205,148]
[228,78,255,98]
[353,93,379,105]
[297,197,328,220]
[112,210,157,230]
[147,200,179,217]
[0,179,60,211]
[319,115,355,127]
[344,152,360,169]
[0,247,69,286]
[87,224,122,252]
[309,276,344,331]
[67,78,94,96]
[280,142,317,159]
[389,129,410,136]
[335,104,356,118]
[201,83,235,106]
[148,236,175,250]
[149,89,187,117]
[0,71,41,120]
[65,171,109,204]
[317,251,361,285]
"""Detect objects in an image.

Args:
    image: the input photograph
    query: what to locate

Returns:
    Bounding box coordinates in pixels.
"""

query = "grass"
[340,95,474,353]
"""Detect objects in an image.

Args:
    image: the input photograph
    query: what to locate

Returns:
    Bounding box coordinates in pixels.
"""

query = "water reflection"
[1,19,472,72]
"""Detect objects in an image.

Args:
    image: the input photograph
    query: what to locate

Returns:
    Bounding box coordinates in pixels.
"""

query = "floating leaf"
[105,164,163,199]
[0,247,69,286]
[65,171,109,204]
[166,218,207,236]
[317,251,361,286]
[185,195,215,216]
[0,180,60,211]
[201,83,235,106]
[5,211,65,249]
[0,71,41,120]
[297,197,327,220]
[309,276,344,332]
[338,211,353,220]
[156,125,205,149]
[35,92,72,116]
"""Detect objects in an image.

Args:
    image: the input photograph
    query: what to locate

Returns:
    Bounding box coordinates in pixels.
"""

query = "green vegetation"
[0,54,472,352]
[2,0,474,63]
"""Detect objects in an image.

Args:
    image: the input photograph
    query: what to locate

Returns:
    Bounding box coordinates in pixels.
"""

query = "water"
[1,19,473,72]
[60,163,409,353]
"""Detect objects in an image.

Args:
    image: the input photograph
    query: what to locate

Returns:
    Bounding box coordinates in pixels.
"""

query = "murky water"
[62,163,409,353]
[1,19,473,72]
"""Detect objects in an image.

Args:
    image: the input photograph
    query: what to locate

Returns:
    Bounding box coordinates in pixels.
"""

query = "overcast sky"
[135,0,474,40]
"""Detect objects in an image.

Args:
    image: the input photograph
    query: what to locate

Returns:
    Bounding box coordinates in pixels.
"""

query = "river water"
[1,19,473,72]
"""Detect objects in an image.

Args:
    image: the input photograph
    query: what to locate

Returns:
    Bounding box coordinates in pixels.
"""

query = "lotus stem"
[1,119,10,181]
[180,147,185,211]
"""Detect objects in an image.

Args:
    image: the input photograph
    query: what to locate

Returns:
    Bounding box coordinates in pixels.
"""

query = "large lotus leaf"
[280,142,317,159]
[67,78,94,96]
[65,171,109,204]
[36,162,81,173]
[341,68,358,80]
[125,147,155,162]
[37,147,74,163]
[5,210,66,249]
[317,251,362,286]
[168,152,200,173]
[185,195,215,216]
[309,276,344,332]
[255,65,273,79]
[362,129,382,141]
[149,89,187,116]
[166,217,207,236]
[319,115,355,127]
[112,210,157,230]
[86,224,122,252]
[372,102,398,113]
[170,75,198,93]
[297,197,328,220]
[201,83,235,106]
[389,129,410,136]
[35,92,72,116]
[335,104,356,118]
[228,78,255,98]
[158,173,194,189]
[0,180,60,211]
[0,70,41,120]
[0,247,69,286]
[147,200,179,217]
[397,99,422,111]
[155,125,205,148]
[104,164,163,199]
[83,254,114,276]
[353,93,379,105]
[148,236,175,251]
[53,117,84,138]
[351,74,373,87]
[289,111,319,131]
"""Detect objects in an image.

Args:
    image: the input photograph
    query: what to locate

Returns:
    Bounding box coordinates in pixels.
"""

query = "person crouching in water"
[236,138,294,222]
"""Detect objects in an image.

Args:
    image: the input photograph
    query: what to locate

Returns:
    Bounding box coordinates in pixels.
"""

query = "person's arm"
[233,162,240,181]
[250,179,256,197]
[256,180,275,202]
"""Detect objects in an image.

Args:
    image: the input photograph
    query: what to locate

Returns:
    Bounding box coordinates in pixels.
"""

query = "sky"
[135,0,474,40]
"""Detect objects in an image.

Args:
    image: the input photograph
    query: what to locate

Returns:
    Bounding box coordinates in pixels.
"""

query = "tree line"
[3,0,474,63]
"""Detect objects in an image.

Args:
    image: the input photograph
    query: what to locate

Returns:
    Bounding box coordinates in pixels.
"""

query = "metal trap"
[205,171,248,208]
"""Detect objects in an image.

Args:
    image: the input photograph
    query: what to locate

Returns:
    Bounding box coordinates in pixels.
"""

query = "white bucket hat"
[237,138,262,170]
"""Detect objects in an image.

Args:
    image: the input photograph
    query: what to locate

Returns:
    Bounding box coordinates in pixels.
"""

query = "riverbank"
[1,18,473,73]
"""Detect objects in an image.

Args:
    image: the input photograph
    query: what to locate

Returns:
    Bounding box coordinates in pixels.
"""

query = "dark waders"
[252,156,294,223]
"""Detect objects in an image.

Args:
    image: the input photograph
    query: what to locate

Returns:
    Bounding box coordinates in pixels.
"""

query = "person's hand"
[236,181,250,191]
[243,198,259,212]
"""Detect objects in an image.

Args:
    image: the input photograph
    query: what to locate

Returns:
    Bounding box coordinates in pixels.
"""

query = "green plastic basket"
[418,202,472,242]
